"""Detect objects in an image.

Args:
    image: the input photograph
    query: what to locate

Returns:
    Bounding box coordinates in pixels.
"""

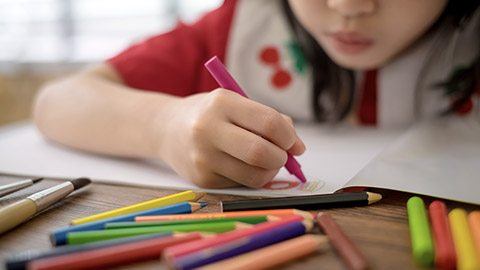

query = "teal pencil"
[105,216,273,229]
[407,196,435,267]
[68,221,251,245]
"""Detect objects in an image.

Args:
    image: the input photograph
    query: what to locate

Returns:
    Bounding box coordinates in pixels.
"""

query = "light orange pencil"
[198,234,327,270]
[468,211,480,261]
[135,209,313,222]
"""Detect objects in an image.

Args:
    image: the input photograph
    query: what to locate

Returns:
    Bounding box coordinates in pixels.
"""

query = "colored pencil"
[168,220,313,270]
[204,55,307,183]
[199,234,327,270]
[316,212,368,270]
[163,214,308,260]
[449,208,479,270]
[406,196,434,267]
[67,221,250,245]
[428,201,456,270]
[0,177,43,198]
[70,190,205,225]
[105,216,276,229]
[26,233,203,270]
[51,202,206,246]
[136,208,313,222]
[468,211,480,263]
[6,232,172,270]
[221,192,382,211]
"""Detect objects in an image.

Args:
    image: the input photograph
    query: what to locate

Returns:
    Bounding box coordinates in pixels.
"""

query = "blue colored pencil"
[169,220,312,270]
[51,202,206,246]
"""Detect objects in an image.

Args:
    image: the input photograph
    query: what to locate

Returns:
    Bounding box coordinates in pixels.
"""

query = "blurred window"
[0,0,223,63]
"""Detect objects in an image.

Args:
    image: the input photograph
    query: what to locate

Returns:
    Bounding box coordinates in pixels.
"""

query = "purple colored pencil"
[204,56,307,183]
[169,220,310,270]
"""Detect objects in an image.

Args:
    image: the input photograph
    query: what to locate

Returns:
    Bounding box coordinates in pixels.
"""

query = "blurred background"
[0,0,223,127]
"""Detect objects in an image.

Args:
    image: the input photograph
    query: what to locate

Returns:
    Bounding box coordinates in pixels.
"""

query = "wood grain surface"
[0,174,478,270]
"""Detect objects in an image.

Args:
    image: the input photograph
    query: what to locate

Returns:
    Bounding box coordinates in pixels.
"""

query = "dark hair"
[281,1,480,122]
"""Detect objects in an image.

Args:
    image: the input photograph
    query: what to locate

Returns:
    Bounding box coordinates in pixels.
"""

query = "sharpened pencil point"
[200,203,208,208]
[366,192,383,205]
[295,171,307,183]
[193,191,207,200]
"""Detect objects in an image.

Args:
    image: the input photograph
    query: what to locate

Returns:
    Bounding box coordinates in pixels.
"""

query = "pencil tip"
[293,209,315,220]
[295,171,307,183]
[71,178,91,190]
[32,177,44,183]
[367,192,383,204]
[200,203,208,208]
[194,191,207,200]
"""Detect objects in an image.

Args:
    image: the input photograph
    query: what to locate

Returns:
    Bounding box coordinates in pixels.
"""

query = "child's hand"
[154,89,306,188]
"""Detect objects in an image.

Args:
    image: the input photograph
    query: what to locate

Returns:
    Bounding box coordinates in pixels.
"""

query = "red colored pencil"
[26,233,203,270]
[163,214,306,260]
[429,201,456,270]
[316,212,368,270]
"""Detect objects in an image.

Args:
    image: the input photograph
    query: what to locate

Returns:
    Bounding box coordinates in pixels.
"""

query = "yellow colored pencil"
[468,211,480,261]
[449,208,479,270]
[71,191,205,225]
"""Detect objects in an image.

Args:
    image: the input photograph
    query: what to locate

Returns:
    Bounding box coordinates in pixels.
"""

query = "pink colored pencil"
[429,201,456,270]
[27,233,203,270]
[204,56,307,183]
[163,214,306,260]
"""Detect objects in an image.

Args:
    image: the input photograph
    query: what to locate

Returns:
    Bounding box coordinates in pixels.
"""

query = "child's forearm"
[33,64,178,160]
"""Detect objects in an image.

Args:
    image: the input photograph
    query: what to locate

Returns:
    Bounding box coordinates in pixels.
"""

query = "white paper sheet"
[347,117,480,204]
[0,122,399,197]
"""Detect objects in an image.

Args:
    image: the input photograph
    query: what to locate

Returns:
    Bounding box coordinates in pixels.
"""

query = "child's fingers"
[288,136,306,156]
[213,123,288,170]
[208,151,279,188]
[226,98,297,151]
[190,171,241,189]
[280,113,294,127]
[280,113,306,155]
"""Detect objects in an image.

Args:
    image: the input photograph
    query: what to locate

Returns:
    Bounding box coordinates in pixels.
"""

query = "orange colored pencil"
[26,233,202,270]
[135,209,313,222]
[316,212,368,270]
[198,234,327,270]
[468,211,480,261]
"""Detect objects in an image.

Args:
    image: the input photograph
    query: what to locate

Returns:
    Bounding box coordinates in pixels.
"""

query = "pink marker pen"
[204,56,307,183]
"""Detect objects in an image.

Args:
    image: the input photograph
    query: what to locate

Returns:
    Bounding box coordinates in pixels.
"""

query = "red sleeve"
[107,0,237,96]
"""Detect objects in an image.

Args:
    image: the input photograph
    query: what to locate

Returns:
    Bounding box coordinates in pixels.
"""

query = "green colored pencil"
[407,196,434,267]
[67,221,249,245]
[105,216,273,229]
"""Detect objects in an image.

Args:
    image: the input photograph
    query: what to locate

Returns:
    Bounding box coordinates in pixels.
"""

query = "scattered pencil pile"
[4,190,372,270]
[407,196,480,270]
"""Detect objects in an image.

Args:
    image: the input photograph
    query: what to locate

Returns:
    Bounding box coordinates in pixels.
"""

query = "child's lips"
[328,31,374,54]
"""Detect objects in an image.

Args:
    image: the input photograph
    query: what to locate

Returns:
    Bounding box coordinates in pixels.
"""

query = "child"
[33,0,480,189]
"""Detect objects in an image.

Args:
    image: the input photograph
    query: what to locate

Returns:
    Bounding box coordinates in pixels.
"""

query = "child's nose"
[326,0,375,17]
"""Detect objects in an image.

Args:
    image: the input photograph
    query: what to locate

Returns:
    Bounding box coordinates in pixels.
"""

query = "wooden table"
[0,174,478,270]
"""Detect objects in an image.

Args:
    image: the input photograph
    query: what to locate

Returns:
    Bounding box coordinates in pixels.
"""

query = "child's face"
[288,0,448,69]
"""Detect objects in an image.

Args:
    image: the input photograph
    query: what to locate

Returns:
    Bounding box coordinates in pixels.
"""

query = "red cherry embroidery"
[272,69,292,88]
[260,47,279,64]
[259,46,292,90]
[451,98,473,115]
